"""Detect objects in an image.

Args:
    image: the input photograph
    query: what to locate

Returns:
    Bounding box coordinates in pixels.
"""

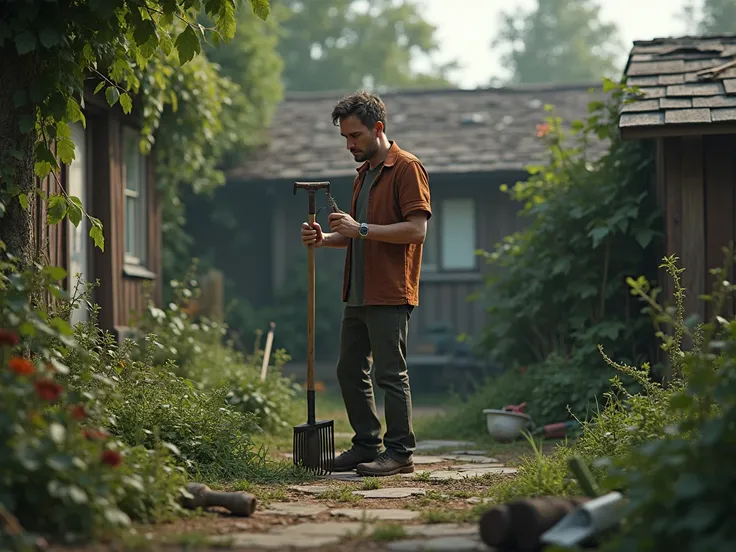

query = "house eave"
[620,121,736,140]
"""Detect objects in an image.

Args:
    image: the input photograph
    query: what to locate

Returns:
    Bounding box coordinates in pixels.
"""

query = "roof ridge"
[283,81,602,101]
[633,33,736,46]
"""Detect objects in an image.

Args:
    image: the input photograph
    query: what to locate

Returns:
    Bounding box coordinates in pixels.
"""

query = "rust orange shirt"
[342,142,432,306]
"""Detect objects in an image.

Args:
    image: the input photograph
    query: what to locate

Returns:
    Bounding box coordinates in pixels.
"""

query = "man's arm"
[320,231,350,248]
[365,212,428,244]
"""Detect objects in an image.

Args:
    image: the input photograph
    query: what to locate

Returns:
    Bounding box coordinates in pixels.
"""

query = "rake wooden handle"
[180,483,256,517]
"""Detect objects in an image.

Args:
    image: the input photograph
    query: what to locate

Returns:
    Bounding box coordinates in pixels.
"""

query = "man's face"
[339,115,381,163]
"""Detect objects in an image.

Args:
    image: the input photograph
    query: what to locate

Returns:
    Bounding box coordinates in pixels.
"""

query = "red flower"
[34,378,63,402]
[0,329,20,347]
[536,123,551,137]
[83,428,109,441]
[100,449,122,467]
[9,356,35,376]
[71,404,87,420]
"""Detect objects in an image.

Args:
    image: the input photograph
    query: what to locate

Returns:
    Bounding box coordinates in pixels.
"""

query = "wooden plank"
[91,112,115,331]
[663,137,683,306]
[679,135,706,322]
[703,135,735,318]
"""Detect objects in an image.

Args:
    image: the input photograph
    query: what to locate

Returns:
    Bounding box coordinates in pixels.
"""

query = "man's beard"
[353,142,378,162]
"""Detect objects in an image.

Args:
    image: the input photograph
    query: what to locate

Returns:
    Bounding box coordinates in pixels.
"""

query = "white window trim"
[122,126,148,268]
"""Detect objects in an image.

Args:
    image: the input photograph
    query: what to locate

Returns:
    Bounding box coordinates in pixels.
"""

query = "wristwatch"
[359,223,369,239]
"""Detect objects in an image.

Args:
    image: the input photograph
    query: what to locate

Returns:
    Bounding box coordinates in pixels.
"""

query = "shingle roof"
[620,35,736,132]
[227,83,603,182]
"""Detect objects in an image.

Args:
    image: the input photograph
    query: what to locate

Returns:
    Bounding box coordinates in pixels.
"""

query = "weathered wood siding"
[658,134,736,320]
[35,101,162,333]
[33,142,67,270]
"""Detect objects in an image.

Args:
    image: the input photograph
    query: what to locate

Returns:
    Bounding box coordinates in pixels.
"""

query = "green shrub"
[0,256,186,549]
[487,253,736,552]
[598,255,736,551]
[131,277,302,434]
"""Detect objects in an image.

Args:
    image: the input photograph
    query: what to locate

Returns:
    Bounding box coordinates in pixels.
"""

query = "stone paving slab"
[412,455,448,465]
[275,521,366,538]
[330,508,421,521]
[419,468,518,481]
[403,524,478,537]
[449,463,505,471]
[441,455,500,464]
[451,450,489,456]
[262,502,328,517]
[289,484,333,495]
[415,440,476,451]
[386,535,490,551]
[354,487,427,499]
[210,532,342,548]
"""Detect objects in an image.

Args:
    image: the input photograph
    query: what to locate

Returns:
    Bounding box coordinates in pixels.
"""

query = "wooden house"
[35,88,162,338]
[619,35,736,320]
[188,84,600,389]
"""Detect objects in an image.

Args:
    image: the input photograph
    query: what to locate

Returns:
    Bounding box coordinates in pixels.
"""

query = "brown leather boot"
[356,451,414,477]
[333,446,380,472]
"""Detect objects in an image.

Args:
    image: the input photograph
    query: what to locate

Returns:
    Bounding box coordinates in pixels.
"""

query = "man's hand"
[301,221,324,247]
[329,212,360,238]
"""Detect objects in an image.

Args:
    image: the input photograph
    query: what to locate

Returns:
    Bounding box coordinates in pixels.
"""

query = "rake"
[292,181,335,475]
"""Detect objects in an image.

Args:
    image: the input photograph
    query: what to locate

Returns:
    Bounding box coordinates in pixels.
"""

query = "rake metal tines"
[292,420,335,475]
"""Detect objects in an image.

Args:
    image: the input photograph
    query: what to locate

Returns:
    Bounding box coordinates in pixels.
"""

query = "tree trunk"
[0,46,38,267]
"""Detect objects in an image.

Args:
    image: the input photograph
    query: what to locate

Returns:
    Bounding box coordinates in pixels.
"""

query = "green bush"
[130,277,302,434]
[486,253,736,552]
[0,256,187,549]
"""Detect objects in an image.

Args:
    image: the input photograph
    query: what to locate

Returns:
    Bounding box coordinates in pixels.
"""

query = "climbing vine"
[0,0,270,264]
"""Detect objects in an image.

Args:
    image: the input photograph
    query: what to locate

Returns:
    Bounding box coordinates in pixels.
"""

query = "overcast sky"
[414,0,692,88]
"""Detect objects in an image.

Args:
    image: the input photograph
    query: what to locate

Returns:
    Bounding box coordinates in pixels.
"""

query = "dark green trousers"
[336,305,416,460]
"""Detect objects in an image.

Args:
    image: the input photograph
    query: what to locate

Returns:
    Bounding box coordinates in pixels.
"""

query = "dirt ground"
[48,400,558,552]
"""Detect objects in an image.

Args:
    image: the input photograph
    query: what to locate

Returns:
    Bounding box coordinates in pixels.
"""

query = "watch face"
[360,223,368,236]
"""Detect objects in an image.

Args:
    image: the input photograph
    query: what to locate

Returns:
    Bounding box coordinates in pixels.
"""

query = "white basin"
[482,409,532,441]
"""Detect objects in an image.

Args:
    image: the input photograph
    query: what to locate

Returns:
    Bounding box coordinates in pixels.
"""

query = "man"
[300,91,431,477]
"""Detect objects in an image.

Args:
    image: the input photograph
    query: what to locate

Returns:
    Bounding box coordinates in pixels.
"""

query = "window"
[440,198,476,270]
[122,127,148,266]
[421,198,477,274]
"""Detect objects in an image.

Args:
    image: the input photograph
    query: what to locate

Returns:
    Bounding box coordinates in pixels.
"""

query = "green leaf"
[119,93,133,115]
[90,225,105,252]
[218,0,237,40]
[50,317,74,336]
[39,27,62,48]
[67,196,83,227]
[588,226,609,248]
[66,98,86,127]
[14,30,37,55]
[44,265,67,281]
[635,229,654,249]
[105,86,120,107]
[175,25,201,64]
[57,138,76,165]
[18,193,29,210]
[133,19,158,47]
[49,357,70,373]
[47,195,68,225]
[94,81,106,95]
[602,77,618,93]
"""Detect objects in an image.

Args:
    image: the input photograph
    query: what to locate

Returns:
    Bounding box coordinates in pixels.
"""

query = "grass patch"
[413,471,432,482]
[316,487,362,503]
[372,523,407,541]
[361,477,382,490]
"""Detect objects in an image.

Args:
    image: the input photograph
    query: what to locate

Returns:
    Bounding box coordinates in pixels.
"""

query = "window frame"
[421,196,479,276]
[122,125,149,269]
